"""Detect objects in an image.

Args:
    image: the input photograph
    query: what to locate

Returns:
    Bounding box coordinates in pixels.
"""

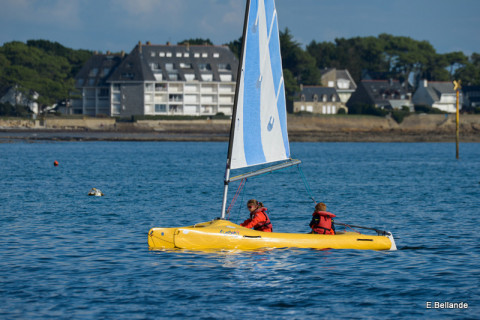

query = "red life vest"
[310,211,336,235]
[250,208,273,232]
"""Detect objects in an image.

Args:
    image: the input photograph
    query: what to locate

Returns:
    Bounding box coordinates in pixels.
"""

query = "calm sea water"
[1,141,479,319]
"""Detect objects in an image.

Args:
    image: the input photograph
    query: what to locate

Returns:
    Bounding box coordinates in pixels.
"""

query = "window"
[176,52,182,57]
[184,53,190,58]
[151,52,156,57]
[166,52,172,57]
[313,94,318,102]
[180,62,193,69]
[165,63,174,71]
[103,68,110,76]
[113,84,121,91]
[76,79,84,87]
[169,73,178,81]
[155,83,167,91]
[150,63,161,71]
[337,79,350,89]
[194,53,200,58]
[89,68,98,77]
[88,78,95,86]
[169,94,183,102]
[145,94,153,102]
[198,63,211,71]
[322,94,327,102]
[145,83,154,91]
[159,52,165,57]
[218,64,231,71]
[155,104,167,113]
[213,53,220,58]
[113,104,121,114]
[332,95,336,102]
[99,88,109,96]
[202,53,208,58]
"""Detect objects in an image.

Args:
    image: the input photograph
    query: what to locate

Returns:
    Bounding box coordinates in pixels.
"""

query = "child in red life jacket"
[309,202,336,235]
[240,199,273,232]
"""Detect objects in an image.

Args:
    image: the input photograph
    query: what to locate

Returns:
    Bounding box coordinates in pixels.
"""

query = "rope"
[233,178,248,222]
[297,165,316,204]
[226,178,246,220]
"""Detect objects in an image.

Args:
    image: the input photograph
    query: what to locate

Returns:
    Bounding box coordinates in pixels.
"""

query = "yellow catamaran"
[148,0,397,251]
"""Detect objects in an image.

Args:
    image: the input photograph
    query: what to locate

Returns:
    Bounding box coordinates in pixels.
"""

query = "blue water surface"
[1,141,479,319]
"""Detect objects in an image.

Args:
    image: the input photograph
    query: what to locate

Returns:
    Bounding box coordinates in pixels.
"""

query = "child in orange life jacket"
[240,199,273,232]
[309,202,336,235]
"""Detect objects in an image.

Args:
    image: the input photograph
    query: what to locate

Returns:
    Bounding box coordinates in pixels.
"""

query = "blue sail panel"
[230,0,290,170]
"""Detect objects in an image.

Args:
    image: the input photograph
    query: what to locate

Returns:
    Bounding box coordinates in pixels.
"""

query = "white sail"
[230,0,290,170]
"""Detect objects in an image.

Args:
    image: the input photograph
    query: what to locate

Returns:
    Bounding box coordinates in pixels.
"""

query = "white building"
[0,85,39,114]
[412,80,461,113]
[73,42,238,117]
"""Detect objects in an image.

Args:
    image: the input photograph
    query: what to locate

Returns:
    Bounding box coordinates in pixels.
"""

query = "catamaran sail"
[221,0,295,219]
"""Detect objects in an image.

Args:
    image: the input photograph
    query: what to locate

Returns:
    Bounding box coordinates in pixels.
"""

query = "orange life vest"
[250,208,272,232]
[310,211,336,235]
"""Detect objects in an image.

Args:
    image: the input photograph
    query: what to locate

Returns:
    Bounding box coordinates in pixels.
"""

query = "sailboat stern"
[386,232,397,251]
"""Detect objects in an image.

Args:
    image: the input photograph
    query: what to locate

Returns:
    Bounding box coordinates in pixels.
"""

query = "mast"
[220,0,251,219]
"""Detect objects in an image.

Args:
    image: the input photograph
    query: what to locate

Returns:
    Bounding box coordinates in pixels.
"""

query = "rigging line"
[233,178,248,223]
[297,165,316,204]
[227,178,246,219]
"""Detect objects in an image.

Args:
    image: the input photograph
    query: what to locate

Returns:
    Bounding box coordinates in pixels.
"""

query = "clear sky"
[1,0,479,55]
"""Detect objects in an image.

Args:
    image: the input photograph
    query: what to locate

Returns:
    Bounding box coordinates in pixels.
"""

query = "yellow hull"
[148,220,396,251]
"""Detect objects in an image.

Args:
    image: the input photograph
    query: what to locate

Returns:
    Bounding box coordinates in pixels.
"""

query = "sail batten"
[230,0,290,171]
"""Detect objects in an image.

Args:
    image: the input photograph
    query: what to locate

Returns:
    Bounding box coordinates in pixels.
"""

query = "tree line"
[1,33,479,115]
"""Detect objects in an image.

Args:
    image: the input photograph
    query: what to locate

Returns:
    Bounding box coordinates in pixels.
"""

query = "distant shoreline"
[1,114,479,143]
[0,128,478,143]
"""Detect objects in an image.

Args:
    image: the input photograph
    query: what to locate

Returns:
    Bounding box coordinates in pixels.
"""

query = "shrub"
[0,102,32,117]
[414,105,444,114]
[348,103,388,117]
[391,109,410,124]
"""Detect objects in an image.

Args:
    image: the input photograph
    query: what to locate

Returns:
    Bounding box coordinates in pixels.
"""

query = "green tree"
[226,36,242,59]
[454,53,480,85]
[178,38,213,46]
[0,40,92,109]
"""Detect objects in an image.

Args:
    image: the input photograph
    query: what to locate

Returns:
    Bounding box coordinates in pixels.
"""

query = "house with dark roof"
[321,68,357,103]
[346,79,413,111]
[72,53,124,115]
[73,41,238,117]
[411,80,460,113]
[293,85,347,114]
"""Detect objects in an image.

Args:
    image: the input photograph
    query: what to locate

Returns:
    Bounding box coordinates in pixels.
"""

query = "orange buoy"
[54,160,59,167]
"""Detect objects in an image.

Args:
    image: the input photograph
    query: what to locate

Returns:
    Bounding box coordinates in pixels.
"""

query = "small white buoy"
[88,188,104,197]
